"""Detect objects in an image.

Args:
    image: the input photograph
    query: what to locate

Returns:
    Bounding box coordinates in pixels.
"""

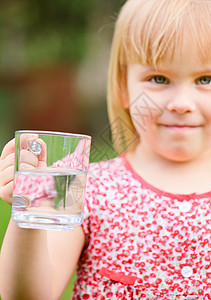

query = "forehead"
[161,42,211,70]
[128,62,211,79]
[123,1,211,67]
[163,21,211,67]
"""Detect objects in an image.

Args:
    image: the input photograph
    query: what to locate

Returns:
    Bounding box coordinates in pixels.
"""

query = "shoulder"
[83,155,127,233]
[85,155,127,207]
[85,154,140,203]
[87,155,126,183]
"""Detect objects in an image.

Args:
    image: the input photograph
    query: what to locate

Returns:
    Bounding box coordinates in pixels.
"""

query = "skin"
[126,58,211,194]
[0,136,85,300]
[1,49,211,300]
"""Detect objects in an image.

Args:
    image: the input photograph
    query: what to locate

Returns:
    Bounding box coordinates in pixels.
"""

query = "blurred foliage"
[0,0,126,151]
[0,141,117,300]
[0,0,125,296]
[0,0,126,69]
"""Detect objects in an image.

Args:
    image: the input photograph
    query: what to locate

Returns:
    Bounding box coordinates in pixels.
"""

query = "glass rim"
[15,130,92,140]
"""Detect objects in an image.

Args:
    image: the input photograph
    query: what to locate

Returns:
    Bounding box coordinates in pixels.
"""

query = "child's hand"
[0,138,16,205]
[0,135,47,205]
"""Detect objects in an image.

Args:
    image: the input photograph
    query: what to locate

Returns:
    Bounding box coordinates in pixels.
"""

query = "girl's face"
[126,58,211,162]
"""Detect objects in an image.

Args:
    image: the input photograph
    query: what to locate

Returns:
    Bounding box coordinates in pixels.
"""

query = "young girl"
[1,0,211,299]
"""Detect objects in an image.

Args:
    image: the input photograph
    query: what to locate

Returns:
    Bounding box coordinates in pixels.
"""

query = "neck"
[126,143,211,194]
[129,142,211,173]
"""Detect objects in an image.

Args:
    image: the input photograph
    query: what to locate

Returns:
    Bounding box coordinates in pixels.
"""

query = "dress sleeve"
[81,162,99,237]
[13,142,88,203]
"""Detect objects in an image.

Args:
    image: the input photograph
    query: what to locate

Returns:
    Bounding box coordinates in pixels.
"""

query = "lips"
[159,124,201,132]
[160,123,201,128]
[164,125,198,128]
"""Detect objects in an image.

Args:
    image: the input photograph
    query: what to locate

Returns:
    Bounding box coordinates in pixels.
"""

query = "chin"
[167,156,194,163]
[159,150,199,163]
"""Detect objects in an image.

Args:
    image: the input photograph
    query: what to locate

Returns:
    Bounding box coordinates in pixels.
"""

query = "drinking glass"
[11,130,91,230]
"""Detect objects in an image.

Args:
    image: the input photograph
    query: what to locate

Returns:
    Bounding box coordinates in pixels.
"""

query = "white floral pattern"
[72,154,211,299]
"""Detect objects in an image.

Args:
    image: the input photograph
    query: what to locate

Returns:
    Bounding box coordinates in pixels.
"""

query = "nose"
[166,87,196,113]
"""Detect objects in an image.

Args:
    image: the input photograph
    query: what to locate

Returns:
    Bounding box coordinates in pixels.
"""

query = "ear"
[120,80,130,109]
[121,66,130,109]
[121,91,129,109]
[117,64,130,109]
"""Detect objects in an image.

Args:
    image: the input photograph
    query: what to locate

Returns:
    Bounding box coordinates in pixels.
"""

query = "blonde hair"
[107,0,211,154]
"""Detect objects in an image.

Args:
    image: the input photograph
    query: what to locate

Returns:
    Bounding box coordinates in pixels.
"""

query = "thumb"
[36,138,47,168]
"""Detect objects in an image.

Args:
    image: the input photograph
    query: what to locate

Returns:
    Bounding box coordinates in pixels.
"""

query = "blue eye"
[197,76,211,85]
[149,76,169,84]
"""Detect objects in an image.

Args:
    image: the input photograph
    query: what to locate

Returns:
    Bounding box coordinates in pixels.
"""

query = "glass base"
[12,211,83,231]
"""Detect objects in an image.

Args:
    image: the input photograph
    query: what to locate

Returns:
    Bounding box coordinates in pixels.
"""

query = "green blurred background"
[0,0,126,299]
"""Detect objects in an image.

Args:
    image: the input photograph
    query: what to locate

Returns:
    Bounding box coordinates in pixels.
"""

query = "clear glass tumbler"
[11,130,91,230]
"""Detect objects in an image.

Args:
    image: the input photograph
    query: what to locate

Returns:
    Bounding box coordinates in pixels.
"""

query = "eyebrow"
[136,66,175,76]
[191,69,211,76]
[136,66,211,77]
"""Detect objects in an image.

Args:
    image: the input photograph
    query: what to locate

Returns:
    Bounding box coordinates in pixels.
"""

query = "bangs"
[119,0,211,66]
[108,0,211,154]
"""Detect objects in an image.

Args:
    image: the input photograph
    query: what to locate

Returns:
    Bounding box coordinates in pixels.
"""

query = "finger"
[0,138,15,160]
[1,134,39,160]
[23,138,47,167]
[0,181,14,205]
[19,134,39,150]
[19,149,38,167]
[19,163,37,172]
[36,138,47,164]
[0,153,15,172]
[0,165,14,187]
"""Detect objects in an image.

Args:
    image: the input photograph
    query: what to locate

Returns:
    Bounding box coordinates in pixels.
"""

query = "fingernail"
[25,140,42,155]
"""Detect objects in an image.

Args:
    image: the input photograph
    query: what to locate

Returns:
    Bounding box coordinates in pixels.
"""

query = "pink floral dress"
[72,154,211,299]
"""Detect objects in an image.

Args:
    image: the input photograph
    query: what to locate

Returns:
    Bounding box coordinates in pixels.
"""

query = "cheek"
[202,103,211,118]
[128,94,163,133]
[196,99,211,127]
